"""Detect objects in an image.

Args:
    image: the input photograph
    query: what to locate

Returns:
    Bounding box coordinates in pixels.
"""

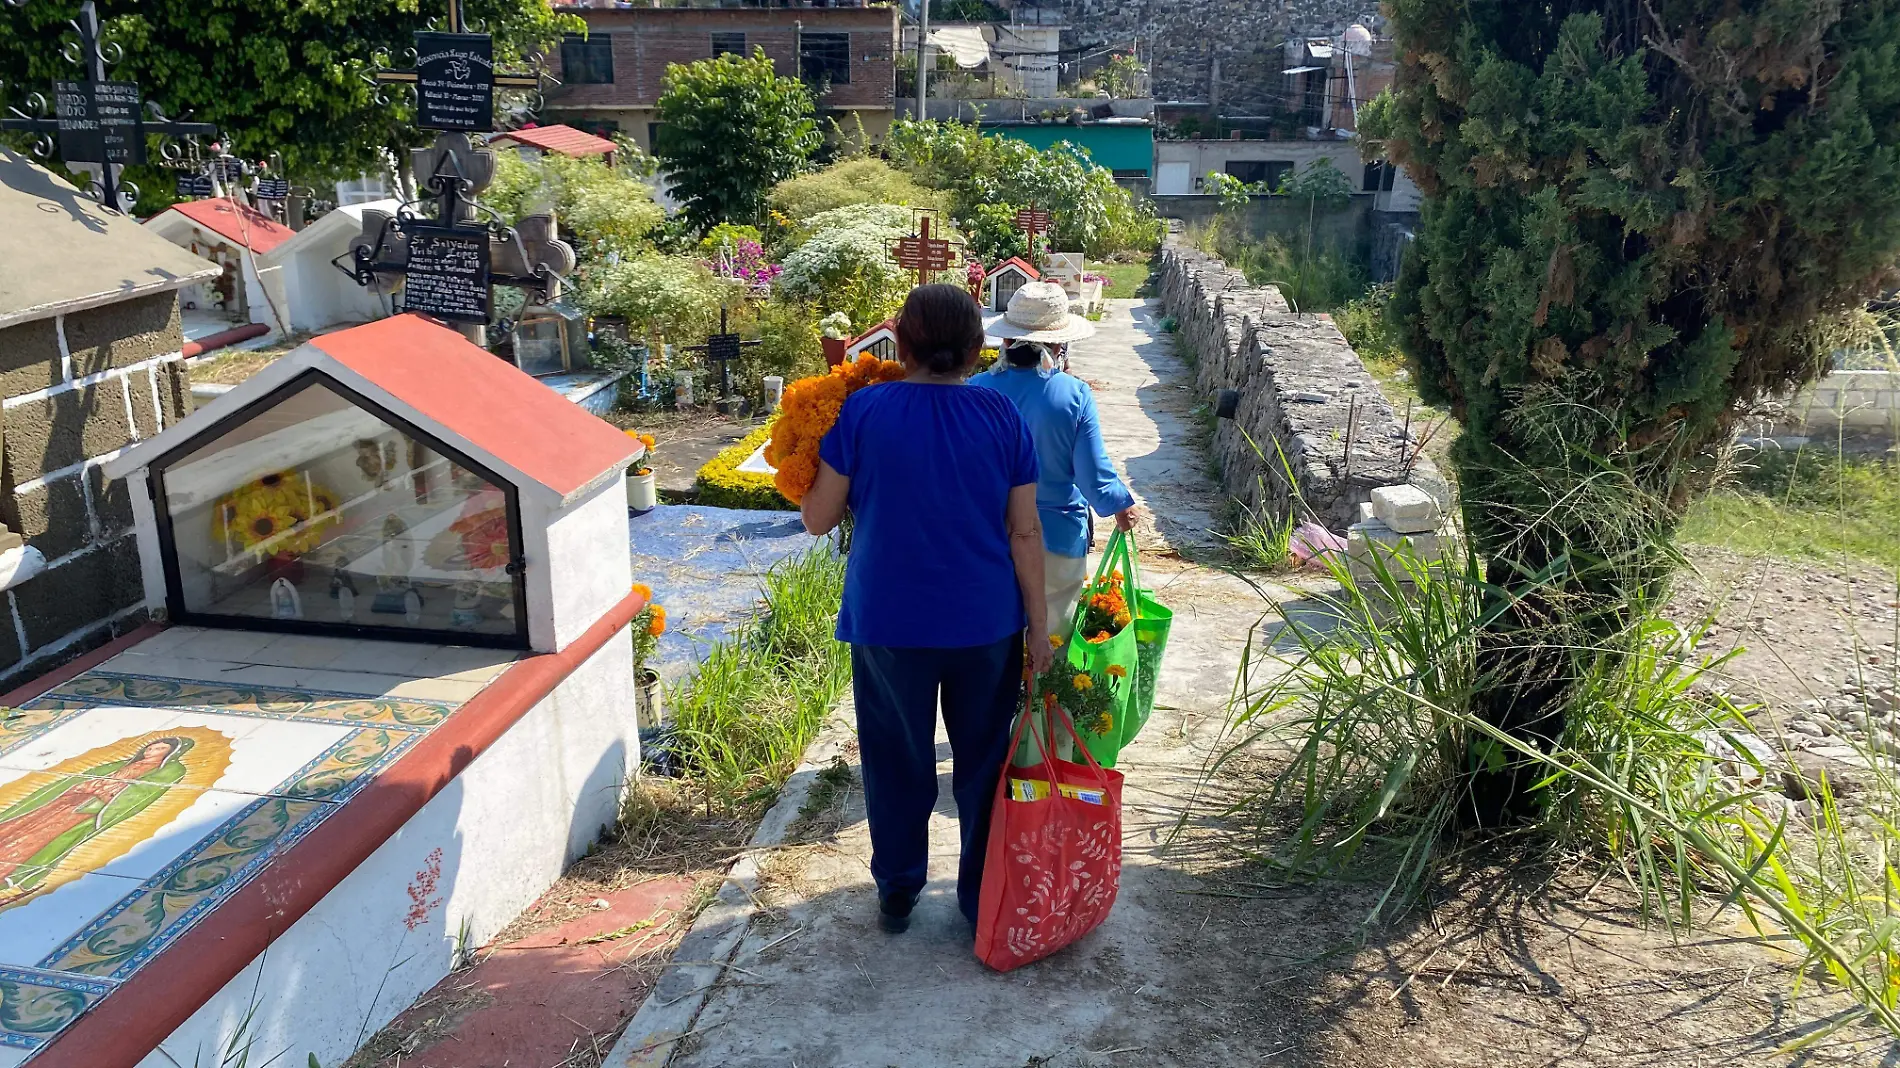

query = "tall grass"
[668,545,850,806]
[1217,541,1900,1040]
[1186,219,1367,312]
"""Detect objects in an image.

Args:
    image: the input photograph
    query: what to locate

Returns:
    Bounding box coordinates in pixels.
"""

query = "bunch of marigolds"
[765,354,907,502]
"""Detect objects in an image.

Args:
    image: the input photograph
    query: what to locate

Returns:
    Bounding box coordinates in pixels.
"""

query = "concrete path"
[634,300,1314,1068]
[1072,299,1225,559]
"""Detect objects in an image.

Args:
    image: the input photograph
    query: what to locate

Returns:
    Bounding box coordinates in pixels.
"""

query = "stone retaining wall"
[1156,237,1447,529]
[1785,370,1900,438]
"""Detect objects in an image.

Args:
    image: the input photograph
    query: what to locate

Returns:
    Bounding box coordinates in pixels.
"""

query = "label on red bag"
[1008,777,1106,805]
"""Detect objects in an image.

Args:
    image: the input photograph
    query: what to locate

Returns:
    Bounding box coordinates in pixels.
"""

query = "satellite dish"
[1343,24,1374,58]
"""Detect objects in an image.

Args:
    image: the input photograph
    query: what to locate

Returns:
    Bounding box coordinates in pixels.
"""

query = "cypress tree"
[1361,1,1900,823]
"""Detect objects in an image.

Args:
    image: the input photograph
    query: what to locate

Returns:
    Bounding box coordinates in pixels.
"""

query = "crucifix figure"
[683,307,762,415]
[890,211,961,287]
[1,1,217,211]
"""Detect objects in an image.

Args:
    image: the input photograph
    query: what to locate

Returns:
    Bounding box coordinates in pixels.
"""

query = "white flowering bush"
[774,203,922,326]
[581,254,740,346]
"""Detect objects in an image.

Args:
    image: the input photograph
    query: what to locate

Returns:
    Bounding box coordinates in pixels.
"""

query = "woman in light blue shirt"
[979,282,1138,640]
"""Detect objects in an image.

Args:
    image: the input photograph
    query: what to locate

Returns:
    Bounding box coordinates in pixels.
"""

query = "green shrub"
[695,422,792,511]
[768,158,945,223]
[775,203,927,327]
[1333,285,1400,369]
[669,545,849,803]
[742,298,828,391]
[654,49,820,230]
[696,222,763,256]
[580,254,737,349]
[485,150,664,265]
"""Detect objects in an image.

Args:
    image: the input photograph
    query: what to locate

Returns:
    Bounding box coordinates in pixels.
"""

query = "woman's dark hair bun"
[896,284,985,376]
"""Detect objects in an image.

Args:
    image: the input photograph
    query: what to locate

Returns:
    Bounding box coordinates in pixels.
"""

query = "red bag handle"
[1008,677,1116,794]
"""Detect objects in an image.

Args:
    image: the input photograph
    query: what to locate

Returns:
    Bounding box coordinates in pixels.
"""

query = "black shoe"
[878,890,917,933]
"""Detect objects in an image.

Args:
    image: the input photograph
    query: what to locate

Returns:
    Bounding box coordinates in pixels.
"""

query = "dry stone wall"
[1022,0,1372,110]
[1157,236,1448,529]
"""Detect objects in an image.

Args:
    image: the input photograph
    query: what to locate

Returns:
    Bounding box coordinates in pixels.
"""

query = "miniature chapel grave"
[0,312,647,1066]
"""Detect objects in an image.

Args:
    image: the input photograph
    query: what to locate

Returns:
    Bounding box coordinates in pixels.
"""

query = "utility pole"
[914,0,929,121]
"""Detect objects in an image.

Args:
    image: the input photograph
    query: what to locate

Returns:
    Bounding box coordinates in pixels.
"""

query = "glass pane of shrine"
[157,377,520,641]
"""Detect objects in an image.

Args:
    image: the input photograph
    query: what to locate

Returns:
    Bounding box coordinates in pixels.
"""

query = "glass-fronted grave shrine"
[152,372,524,643]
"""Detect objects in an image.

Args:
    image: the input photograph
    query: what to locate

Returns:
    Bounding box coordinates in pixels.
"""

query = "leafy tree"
[655,48,820,231]
[768,158,944,224]
[883,119,1161,257]
[0,1,576,209]
[1362,1,1900,824]
[963,202,1035,264]
[485,148,663,266]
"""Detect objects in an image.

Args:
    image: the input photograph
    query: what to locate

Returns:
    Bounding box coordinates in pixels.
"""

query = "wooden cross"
[0,1,217,211]
[371,0,549,133]
[891,213,960,287]
[683,306,761,412]
[1014,207,1051,241]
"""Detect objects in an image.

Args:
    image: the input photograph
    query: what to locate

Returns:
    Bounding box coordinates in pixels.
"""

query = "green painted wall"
[983,123,1154,175]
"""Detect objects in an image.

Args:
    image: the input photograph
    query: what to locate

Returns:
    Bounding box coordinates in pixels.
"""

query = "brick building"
[0,149,212,685]
[544,5,901,152]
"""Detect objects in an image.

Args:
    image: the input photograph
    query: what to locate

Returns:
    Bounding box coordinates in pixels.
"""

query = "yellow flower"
[638,432,656,449]
[1072,674,1093,691]
[1106,664,1126,678]
[1048,634,1064,648]
[632,582,653,600]
[647,604,667,636]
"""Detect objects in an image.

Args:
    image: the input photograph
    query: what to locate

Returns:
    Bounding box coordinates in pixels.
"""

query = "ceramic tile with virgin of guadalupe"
[157,377,518,638]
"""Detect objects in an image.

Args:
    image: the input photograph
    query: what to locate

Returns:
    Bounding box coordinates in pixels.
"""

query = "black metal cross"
[683,307,761,413]
[1,1,216,211]
[371,0,549,134]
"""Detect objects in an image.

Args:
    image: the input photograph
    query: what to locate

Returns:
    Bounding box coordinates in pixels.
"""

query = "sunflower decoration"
[213,470,340,559]
[765,354,906,503]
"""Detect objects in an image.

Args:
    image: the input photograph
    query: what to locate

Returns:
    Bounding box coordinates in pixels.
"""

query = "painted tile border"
[0,965,117,1050]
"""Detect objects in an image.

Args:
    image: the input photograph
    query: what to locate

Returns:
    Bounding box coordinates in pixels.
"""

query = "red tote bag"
[975,689,1124,972]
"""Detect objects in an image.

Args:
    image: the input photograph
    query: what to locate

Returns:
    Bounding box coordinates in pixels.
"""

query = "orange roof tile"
[164,197,296,254]
[491,124,618,158]
[310,314,640,501]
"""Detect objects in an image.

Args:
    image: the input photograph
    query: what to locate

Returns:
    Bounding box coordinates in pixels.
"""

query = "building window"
[647,123,665,152]
[711,32,746,58]
[1225,160,1292,189]
[561,34,614,85]
[800,33,851,89]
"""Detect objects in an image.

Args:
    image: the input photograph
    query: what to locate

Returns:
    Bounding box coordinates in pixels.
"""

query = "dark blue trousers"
[851,635,1023,923]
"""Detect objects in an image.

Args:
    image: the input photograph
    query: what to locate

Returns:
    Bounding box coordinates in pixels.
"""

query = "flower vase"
[626,469,657,513]
[636,667,663,729]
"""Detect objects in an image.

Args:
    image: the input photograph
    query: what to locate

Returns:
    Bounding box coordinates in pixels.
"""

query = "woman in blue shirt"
[801,284,1056,934]
[979,282,1139,643]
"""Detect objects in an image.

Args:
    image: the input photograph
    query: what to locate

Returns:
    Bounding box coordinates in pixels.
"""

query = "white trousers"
[1044,549,1089,640]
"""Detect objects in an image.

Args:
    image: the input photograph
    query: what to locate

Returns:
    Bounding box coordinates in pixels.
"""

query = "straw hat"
[982,281,1095,344]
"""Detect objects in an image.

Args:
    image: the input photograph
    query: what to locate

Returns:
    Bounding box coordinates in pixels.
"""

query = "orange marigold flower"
[632,582,653,599]
[1048,634,1064,648]
[1106,664,1127,678]
[1044,691,1058,711]
[648,604,667,636]
[1072,673,1093,691]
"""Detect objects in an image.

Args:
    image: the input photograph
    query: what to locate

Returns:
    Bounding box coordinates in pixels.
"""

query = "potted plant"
[631,584,667,729]
[625,430,658,512]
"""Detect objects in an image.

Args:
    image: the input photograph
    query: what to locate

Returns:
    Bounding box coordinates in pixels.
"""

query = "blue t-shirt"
[818,381,1039,648]
[976,364,1136,557]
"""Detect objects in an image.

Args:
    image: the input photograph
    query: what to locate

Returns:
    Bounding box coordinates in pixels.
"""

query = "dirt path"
[619,302,1885,1067]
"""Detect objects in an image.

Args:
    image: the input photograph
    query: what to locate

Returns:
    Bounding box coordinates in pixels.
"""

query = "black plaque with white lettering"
[93,81,144,164]
[53,80,101,163]
[414,32,494,132]
[255,177,291,199]
[401,224,490,323]
[704,333,743,364]
[174,173,215,198]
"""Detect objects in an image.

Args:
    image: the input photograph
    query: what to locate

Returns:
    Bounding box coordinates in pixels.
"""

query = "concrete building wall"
[0,293,194,686]
[544,6,898,151]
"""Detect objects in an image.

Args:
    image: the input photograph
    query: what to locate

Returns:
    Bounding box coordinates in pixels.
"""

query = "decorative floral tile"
[23,673,454,730]
[0,965,116,1051]
[41,796,330,979]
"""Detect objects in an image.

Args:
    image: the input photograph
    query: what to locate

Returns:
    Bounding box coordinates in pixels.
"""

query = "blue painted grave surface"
[628,503,820,678]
